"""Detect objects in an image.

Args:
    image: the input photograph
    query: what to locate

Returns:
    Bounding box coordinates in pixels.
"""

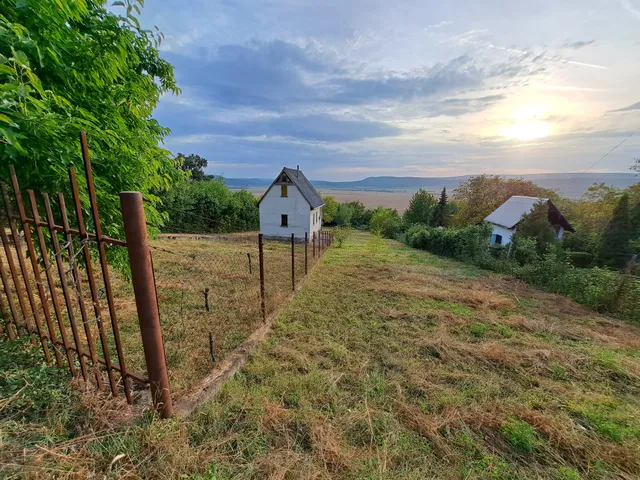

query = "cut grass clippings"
[3,231,640,479]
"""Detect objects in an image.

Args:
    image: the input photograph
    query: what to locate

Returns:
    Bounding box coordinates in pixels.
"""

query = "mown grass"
[2,231,640,479]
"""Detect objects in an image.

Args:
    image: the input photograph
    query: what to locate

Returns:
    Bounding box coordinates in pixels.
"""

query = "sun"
[499,105,552,141]
[499,120,551,141]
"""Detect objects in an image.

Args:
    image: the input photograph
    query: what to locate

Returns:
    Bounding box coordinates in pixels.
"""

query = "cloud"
[608,101,640,113]
[168,114,402,142]
[164,40,530,112]
[562,40,595,49]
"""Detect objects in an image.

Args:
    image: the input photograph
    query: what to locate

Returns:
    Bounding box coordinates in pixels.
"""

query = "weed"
[556,466,581,480]
[497,323,514,338]
[501,418,544,453]
[470,322,489,337]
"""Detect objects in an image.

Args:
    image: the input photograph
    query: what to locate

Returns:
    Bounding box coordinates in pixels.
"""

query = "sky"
[137,0,640,180]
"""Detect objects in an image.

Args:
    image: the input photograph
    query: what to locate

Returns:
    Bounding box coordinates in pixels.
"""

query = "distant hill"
[223,172,638,198]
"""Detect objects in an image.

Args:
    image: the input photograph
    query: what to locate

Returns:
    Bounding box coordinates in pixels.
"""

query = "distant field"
[242,187,419,213]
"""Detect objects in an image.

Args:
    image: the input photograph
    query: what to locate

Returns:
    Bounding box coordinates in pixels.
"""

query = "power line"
[560,126,640,192]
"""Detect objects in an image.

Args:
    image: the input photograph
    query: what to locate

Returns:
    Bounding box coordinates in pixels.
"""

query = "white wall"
[489,223,516,245]
[309,206,322,240]
[260,184,312,238]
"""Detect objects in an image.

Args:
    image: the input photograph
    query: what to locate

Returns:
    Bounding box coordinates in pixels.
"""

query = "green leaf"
[111,0,125,6]
[0,114,12,124]
[0,64,14,75]
[11,49,29,67]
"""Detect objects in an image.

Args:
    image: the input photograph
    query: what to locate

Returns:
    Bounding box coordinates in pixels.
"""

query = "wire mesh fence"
[147,231,332,394]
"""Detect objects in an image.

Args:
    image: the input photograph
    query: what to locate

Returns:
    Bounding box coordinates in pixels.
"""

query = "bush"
[511,233,537,265]
[160,180,259,233]
[566,251,595,268]
[405,223,492,262]
[370,208,404,239]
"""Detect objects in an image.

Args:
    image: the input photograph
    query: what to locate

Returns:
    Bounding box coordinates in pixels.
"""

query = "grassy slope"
[3,231,640,479]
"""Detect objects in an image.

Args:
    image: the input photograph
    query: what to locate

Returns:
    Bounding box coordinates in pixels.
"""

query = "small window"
[490,234,502,245]
[281,214,288,227]
[281,185,288,197]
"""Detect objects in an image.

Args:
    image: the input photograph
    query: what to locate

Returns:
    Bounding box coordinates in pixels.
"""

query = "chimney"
[296,165,299,177]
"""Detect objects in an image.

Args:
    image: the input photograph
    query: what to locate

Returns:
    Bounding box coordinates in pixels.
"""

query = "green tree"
[432,187,449,227]
[322,196,339,224]
[334,203,354,226]
[451,175,556,227]
[404,189,436,226]
[370,207,403,238]
[0,0,181,237]
[599,193,632,269]
[160,180,258,233]
[177,153,208,181]
[517,201,557,255]
[343,201,373,227]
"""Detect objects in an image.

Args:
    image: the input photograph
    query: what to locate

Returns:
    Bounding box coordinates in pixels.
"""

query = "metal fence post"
[120,192,173,418]
[304,232,308,275]
[313,231,316,258]
[291,233,295,291]
[258,234,266,322]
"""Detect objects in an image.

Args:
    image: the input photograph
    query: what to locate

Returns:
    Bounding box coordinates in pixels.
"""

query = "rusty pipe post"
[120,192,173,418]
[304,232,308,275]
[312,231,316,258]
[258,234,266,322]
[291,233,295,291]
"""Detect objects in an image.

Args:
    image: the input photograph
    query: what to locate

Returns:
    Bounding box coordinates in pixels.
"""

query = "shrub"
[511,234,538,265]
[160,180,259,233]
[370,208,404,239]
[566,251,595,268]
[333,227,352,247]
[405,223,492,262]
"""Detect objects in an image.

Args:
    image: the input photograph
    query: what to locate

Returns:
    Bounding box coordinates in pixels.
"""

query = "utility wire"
[560,126,640,193]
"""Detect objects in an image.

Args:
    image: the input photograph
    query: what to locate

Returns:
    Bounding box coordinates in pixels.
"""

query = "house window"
[490,234,502,245]
[281,185,288,197]
[281,214,288,227]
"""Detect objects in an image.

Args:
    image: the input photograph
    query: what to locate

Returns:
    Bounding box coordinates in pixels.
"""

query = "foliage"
[370,207,404,238]
[599,193,632,269]
[345,201,373,228]
[322,195,339,224]
[510,233,538,265]
[518,201,558,254]
[501,418,543,453]
[160,180,258,233]
[177,153,208,181]
[334,202,354,226]
[566,251,595,268]
[432,186,449,227]
[451,175,556,227]
[404,188,436,226]
[405,223,492,261]
[0,0,182,238]
[332,226,351,247]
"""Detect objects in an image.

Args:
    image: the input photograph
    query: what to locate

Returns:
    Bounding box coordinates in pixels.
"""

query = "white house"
[259,166,324,240]
[484,196,574,245]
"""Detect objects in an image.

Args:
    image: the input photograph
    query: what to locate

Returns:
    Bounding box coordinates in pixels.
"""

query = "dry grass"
[3,231,640,479]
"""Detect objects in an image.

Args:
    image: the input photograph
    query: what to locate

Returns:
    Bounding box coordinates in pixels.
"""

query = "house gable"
[258,167,324,210]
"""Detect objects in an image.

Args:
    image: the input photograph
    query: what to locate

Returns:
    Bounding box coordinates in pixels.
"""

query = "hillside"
[224,172,638,198]
[3,232,640,478]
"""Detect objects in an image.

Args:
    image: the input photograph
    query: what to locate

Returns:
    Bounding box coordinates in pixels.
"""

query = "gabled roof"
[484,196,574,232]
[258,167,325,209]
[485,196,546,229]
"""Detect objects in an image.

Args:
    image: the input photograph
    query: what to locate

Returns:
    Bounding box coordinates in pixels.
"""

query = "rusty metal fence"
[0,132,334,419]
[0,132,171,416]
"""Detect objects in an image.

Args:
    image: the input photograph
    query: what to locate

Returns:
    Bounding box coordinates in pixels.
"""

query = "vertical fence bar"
[25,190,72,371]
[258,234,266,322]
[304,232,308,275]
[1,183,51,361]
[0,199,31,334]
[80,132,132,403]
[0,271,15,339]
[0,246,21,339]
[120,191,173,418]
[43,193,90,380]
[69,168,118,396]
[291,233,295,291]
[313,231,316,258]
[59,193,103,389]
